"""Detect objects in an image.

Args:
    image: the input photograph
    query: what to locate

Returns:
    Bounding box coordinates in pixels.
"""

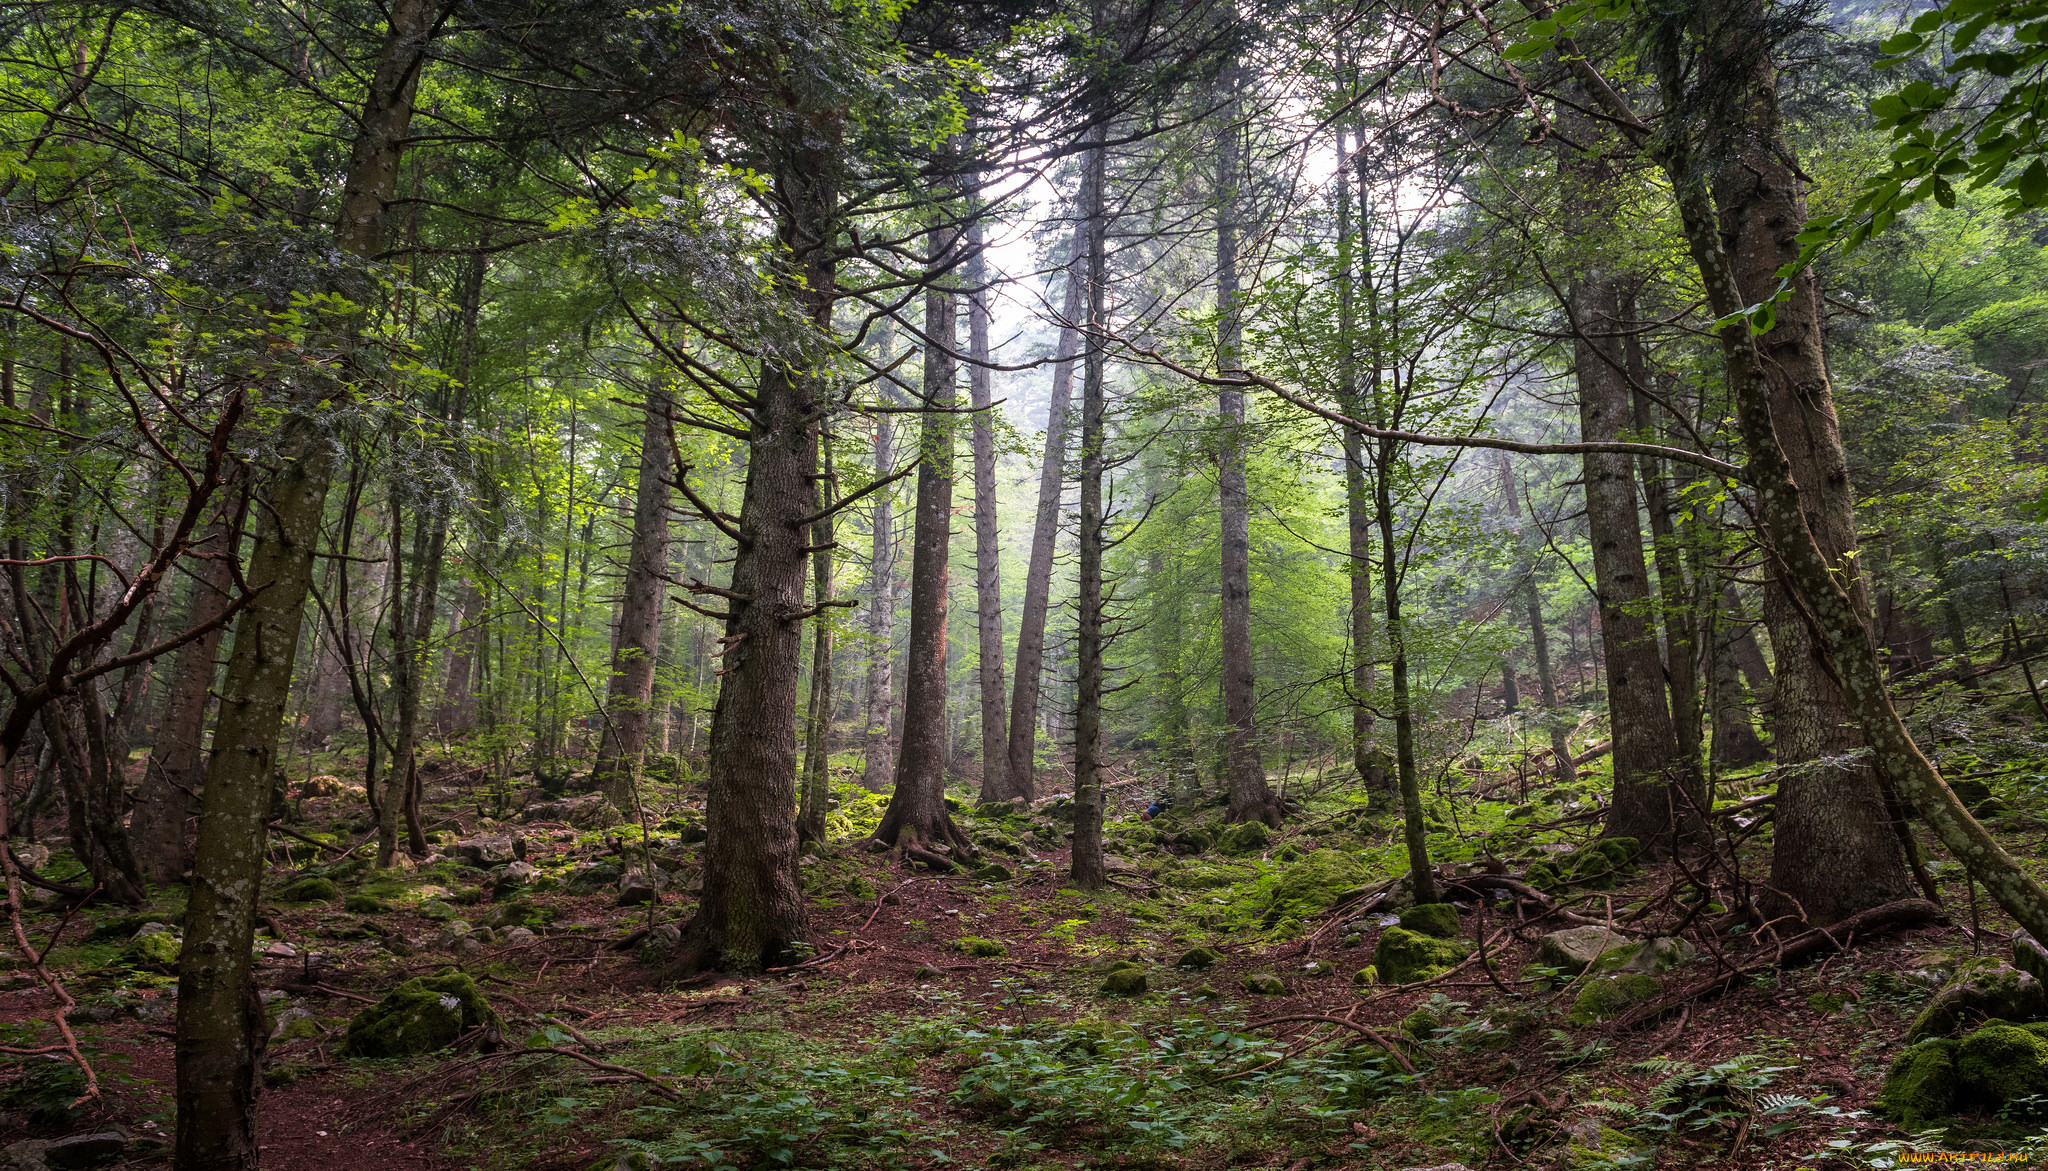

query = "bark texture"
[595,396,673,811]
[1070,132,1108,890]
[966,212,1011,803]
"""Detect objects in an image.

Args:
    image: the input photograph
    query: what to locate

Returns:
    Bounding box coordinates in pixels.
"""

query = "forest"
[6,0,2048,1166]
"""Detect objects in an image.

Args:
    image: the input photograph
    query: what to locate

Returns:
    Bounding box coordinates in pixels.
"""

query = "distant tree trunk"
[595,396,673,812]
[177,2,435,1161]
[1570,268,1687,847]
[1707,587,1770,767]
[1374,436,1436,906]
[1006,247,1082,803]
[1627,350,1705,784]
[435,579,482,736]
[862,327,899,794]
[1498,455,1574,787]
[875,215,972,858]
[1070,128,1109,891]
[798,442,836,845]
[679,148,831,973]
[134,502,239,885]
[377,496,445,866]
[967,208,1012,805]
[1335,127,1385,798]
[1215,70,1279,827]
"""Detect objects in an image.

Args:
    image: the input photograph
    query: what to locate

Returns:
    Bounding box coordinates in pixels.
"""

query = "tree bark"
[1070,127,1109,891]
[862,329,899,794]
[967,207,1012,804]
[1498,455,1575,787]
[798,442,836,845]
[1708,586,1771,767]
[377,497,444,865]
[595,395,673,811]
[176,1,436,1163]
[875,216,972,856]
[1627,344,1705,780]
[1335,128,1385,798]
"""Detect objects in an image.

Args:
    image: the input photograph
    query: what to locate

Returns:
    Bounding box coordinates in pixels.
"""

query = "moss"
[1163,864,1237,890]
[1174,946,1220,970]
[1880,1039,1960,1128]
[1808,991,1847,1015]
[490,898,556,930]
[1957,1023,2048,1105]
[1352,965,1378,987]
[1567,973,1660,1026]
[958,936,1005,958]
[344,893,394,914]
[1398,903,1461,940]
[1907,957,2048,1042]
[1372,925,1469,985]
[1400,1006,1441,1041]
[1243,973,1286,995]
[1098,968,1147,997]
[342,973,503,1059]
[1216,821,1271,857]
[972,862,1013,882]
[124,931,180,967]
[845,876,877,900]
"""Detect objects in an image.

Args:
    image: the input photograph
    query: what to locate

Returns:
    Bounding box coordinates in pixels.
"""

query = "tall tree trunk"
[679,148,832,973]
[1570,269,1686,847]
[1070,126,1109,891]
[1627,345,1705,784]
[1215,70,1278,827]
[1708,586,1771,767]
[862,328,899,794]
[1005,247,1083,803]
[967,206,1012,804]
[133,502,239,885]
[798,442,836,845]
[595,395,673,811]
[875,215,972,857]
[1685,0,1918,921]
[177,2,436,1163]
[1498,455,1575,786]
[377,497,444,865]
[435,578,482,736]
[1335,127,1385,798]
[1375,435,1436,906]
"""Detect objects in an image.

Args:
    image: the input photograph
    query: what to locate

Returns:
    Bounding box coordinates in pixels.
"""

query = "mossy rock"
[1879,1038,1960,1128]
[342,973,502,1058]
[1808,991,1847,1015]
[1174,946,1220,970]
[1590,936,1694,976]
[1216,821,1271,857]
[88,913,175,944]
[124,930,181,967]
[973,863,1013,882]
[489,898,556,930]
[1266,849,1369,917]
[1099,967,1147,997]
[1907,957,2047,1042]
[1568,973,1660,1026]
[344,893,395,914]
[1352,965,1378,987]
[1400,1006,1441,1041]
[1372,926,1469,985]
[845,876,877,900]
[1243,973,1286,995]
[273,876,338,903]
[1398,902,1461,940]
[958,936,1005,958]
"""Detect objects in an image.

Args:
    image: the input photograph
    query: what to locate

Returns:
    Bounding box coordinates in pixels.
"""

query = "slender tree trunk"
[1708,586,1771,766]
[875,215,972,857]
[377,497,443,866]
[1215,69,1278,827]
[1070,127,1109,891]
[134,502,239,884]
[967,207,1012,804]
[798,442,836,845]
[1498,455,1575,786]
[1335,127,1385,797]
[435,579,482,736]
[1007,247,1084,802]
[177,2,435,1162]
[1375,436,1436,906]
[595,396,673,811]
[1627,343,1705,785]
[862,330,899,794]
[680,149,831,972]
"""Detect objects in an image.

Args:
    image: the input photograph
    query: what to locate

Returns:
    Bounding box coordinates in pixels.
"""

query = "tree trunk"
[435,579,482,736]
[133,503,238,885]
[378,497,444,866]
[1628,347,1705,784]
[1375,436,1436,906]
[1215,72,1278,827]
[862,332,899,795]
[875,217,972,857]
[1708,587,1771,767]
[1335,128,1385,798]
[798,442,836,845]
[1498,455,1575,786]
[595,395,673,811]
[1570,269,1686,847]
[967,208,1012,804]
[1070,128,1109,891]
[176,1,435,1162]
[679,149,830,972]
[1007,246,1084,803]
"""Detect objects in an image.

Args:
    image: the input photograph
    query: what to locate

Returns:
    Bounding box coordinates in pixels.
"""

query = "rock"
[1398,1165,1475,1171]
[1373,926,1469,985]
[1957,1022,2048,1103]
[344,893,394,914]
[1352,966,1378,986]
[639,923,683,967]
[1340,933,1363,949]
[1301,960,1333,978]
[568,861,625,893]
[493,861,536,896]
[1950,778,1994,806]
[1099,968,1147,997]
[3,1140,50,1171]
[1879,1038,1960,1128]
[1398,903,1461,940]
[2015,930,2048,986]
[40,1135,124,1170]
[1400,1005,1440,1040]
[1536,925,1628,974]
[453,835,520,867]
[615,869,662,906]
[1568,973,1660,1026]
[1907,957,2048,1042]
[274,876,337,903]
[1243,973,1286,995]
[1268,849,1370,917]
[342,973,502,1058]
[502,927,538,946]
[1881,1022,2048,1127]
[912,964,941,981]
[1174,946,1220,970]
[1590,936,1695,976]
[1215,821,1271,856]
[973,862,1013,882]
[124,930,180,967]
[958,936,1005,958]
[271,1006,322,1042]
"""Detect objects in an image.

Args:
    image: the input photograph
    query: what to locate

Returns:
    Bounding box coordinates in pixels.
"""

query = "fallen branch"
[1243,1014,1419,1075]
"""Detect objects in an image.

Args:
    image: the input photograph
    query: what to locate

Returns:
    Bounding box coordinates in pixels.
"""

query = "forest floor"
[2,749,2045,1170]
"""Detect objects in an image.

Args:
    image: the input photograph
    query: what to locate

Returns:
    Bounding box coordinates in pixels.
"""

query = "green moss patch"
[1373,926,1469,985]
[342,973,503,1059]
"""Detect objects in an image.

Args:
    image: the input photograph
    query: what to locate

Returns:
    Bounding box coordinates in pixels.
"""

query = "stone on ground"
[342,973,502,1058]
[1397,902,1461,940]
[1907,957,2048,1042]
[1373,926,1469,984]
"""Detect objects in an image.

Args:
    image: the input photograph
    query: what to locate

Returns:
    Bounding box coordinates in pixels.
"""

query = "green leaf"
[2016,158,2048,205]
[1881,31,1925,54]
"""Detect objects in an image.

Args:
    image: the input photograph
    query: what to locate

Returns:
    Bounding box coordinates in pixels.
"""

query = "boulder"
[2015,930,2048,987]
[452,835,522,868]
[1536,925,1626,974]
[1174,946,1220,970]
[40,1134,125,1170]
[1907,957,2048,1042]
[1590,936,1695,976]
[1881,1022,2048,1126]
[958,936,1005,958]
[1400,1005,1441,1040]
[973,862,1013,882]
[1243,973,1286,995]
[124,928,180,967]
[273,876,338,903]
[342,973,502,1058]
[1879,1038,1960,1128]
[1373,926,1469,984]
[1099,968,1147,997]
[1398,903,1461,940]
[1268,850,1370,917]
[492,861,536,897]
[615,869,662,906]
[345,893,394,914]
[1216,821,1271,857]
[1352,966,1378,986]
[1568,973,1660,1026]
[271,1006,322,1042]
[639,923,683,968]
